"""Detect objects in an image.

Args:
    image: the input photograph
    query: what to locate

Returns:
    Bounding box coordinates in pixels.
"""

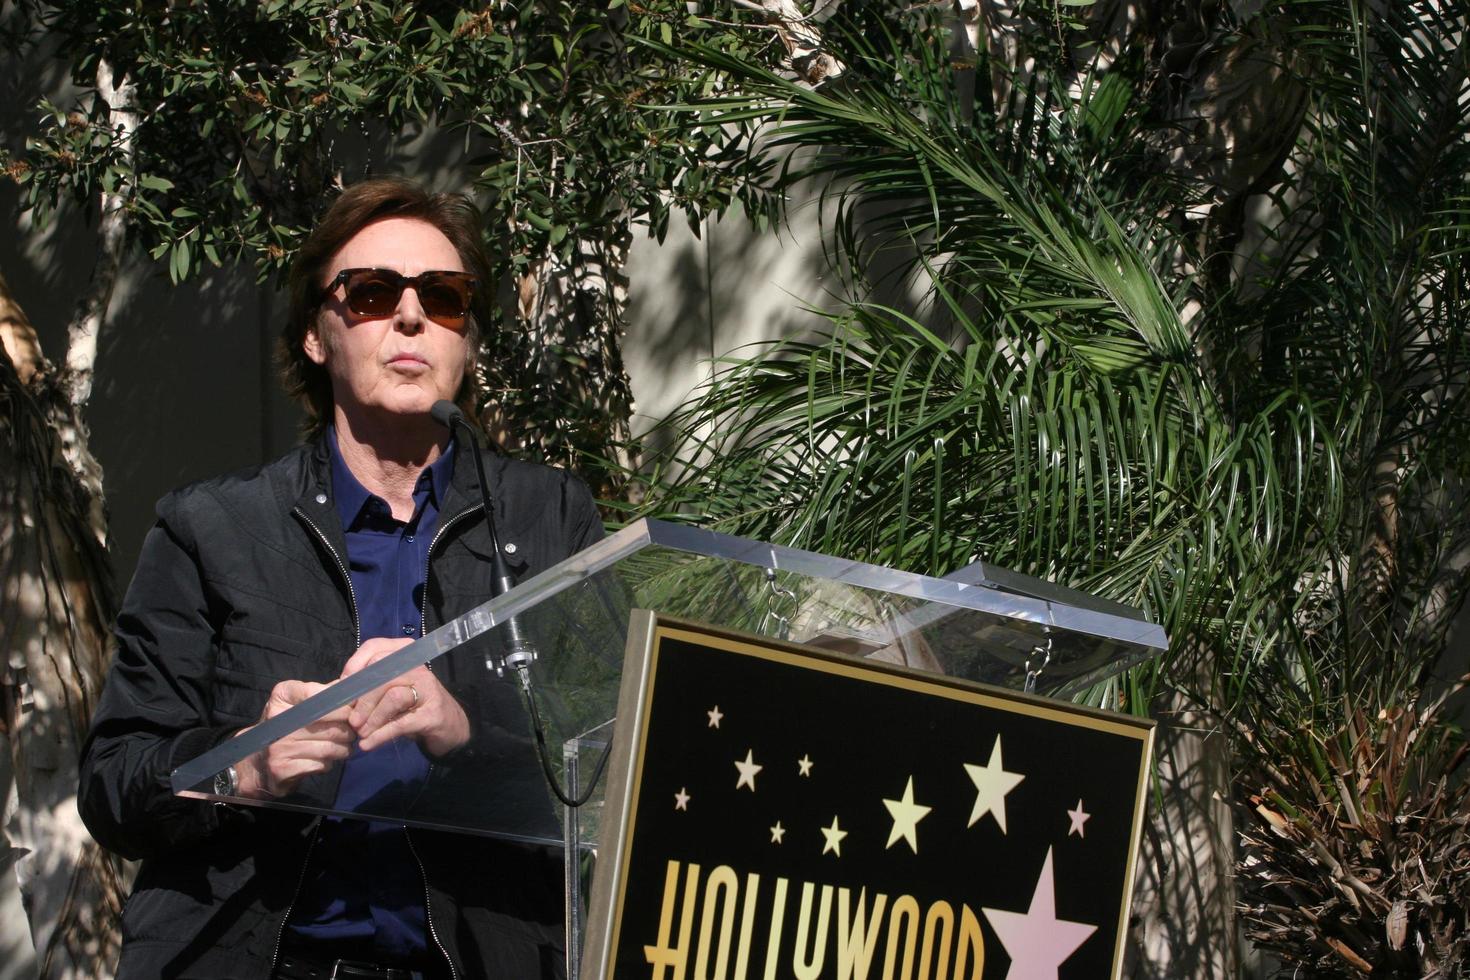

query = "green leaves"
[7,0,797,489]
[9,0,777,303]
[168,238,190,285]
[637,0,1470,778]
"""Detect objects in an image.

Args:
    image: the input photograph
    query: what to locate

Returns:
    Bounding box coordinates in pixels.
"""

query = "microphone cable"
[430,400,611,808]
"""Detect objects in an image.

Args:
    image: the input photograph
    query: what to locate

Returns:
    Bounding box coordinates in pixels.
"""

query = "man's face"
[305,217,471,424]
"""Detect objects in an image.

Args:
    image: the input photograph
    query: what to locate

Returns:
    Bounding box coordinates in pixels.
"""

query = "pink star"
[1067,799,1091,838]
[982,848,1096,979]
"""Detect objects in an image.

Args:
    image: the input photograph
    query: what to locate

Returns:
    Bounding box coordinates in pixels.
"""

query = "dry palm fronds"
[1236,683,1470,977]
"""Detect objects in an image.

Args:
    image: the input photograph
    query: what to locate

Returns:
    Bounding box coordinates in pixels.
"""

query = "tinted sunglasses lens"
[343,271,403,316]
[418,275,472,320]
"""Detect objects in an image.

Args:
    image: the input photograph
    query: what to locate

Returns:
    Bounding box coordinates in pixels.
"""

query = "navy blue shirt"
[285,429,456,962]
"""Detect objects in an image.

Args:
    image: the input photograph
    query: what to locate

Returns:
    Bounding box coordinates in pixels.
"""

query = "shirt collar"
[327,427,457,529]
[422,434,456,510]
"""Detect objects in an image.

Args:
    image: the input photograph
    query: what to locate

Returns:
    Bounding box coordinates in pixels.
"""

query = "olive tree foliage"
[0,1,808,974]
[4,0,789,483]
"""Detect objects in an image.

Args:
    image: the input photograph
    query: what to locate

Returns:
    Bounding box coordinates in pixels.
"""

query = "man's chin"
[348,396,446,423]
[384,387,447,413]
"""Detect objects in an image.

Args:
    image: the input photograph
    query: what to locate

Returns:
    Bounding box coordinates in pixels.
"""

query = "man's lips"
[387,354,429,368]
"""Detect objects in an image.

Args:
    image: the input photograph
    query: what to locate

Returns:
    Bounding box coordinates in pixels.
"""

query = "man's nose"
[393,287,427,333]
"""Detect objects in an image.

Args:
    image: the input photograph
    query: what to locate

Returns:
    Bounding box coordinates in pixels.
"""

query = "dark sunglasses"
[322,268,478,327]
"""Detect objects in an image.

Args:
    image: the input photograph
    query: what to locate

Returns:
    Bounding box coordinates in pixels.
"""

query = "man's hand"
[236,680,354,799]
[341,637,471,757]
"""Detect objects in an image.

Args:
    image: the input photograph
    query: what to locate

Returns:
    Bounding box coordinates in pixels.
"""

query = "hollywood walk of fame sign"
[582,612,1156,980]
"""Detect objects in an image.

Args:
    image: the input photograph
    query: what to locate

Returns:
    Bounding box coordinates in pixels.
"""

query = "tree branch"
[63,57,137,410]
[745,0,846,84]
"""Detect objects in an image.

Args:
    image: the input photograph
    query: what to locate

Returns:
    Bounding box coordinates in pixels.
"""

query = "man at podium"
[78,178,602,980]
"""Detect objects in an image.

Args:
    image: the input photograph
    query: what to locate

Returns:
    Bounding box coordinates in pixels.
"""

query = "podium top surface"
[171,518,1167,842]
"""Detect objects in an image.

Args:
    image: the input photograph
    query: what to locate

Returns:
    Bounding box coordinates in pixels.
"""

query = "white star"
[707,705,724,728]
[770,821,785,844]
[820,816,847,856]
[983,848,1096,979]
[734,749,763,792]
[882,776,933,854]
[1067,799,1090,838]
[797,753,814,777]
[674,787,690,811]
[964,734,1025,833]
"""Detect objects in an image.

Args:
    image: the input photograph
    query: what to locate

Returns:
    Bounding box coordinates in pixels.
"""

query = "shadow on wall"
[624,168,929,459]
[624,212,831,471]
[0,190,301,579]
[1,26,305,576]
[1126,698,1269,980]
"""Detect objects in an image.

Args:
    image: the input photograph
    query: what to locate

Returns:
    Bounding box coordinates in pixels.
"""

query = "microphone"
[430,400,609,809]
[428,399,463,431]
[430,400,537,679]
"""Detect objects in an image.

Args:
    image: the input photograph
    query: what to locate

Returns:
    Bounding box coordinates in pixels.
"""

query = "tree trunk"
[0,55,138,975]
[1,272,127,978]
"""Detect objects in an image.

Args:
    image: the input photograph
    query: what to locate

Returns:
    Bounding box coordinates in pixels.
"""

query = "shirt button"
[314,493,328,505]
[503,542,518,554]
[406,534,415,543]
[402,624,416,636]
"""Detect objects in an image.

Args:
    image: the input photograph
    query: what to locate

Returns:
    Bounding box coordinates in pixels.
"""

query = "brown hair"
[279,176,492,434]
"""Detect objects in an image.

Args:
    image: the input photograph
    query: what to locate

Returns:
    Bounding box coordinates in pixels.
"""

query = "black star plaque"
[583,614,1154,980]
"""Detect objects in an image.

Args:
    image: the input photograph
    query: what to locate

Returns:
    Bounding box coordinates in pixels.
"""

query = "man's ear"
[303,323,328,366]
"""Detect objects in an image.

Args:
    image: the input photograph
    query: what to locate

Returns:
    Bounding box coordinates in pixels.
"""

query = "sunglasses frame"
[321,267,479,327]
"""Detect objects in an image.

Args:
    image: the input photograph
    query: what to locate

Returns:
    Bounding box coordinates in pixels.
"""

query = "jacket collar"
[290,435,350,564]
[443,428,503,524]
[290,430,502,546]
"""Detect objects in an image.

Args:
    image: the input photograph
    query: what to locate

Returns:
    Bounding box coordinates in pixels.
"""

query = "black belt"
[273,953,436,980]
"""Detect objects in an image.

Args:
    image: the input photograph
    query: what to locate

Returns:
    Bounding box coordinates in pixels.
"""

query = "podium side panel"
[580,608,659,979]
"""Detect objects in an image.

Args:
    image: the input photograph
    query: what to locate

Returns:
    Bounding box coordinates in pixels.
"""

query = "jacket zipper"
[294,506,363,649]
[412,502,480,979]
[270,505,363,970]
[407,829,460,980]
[268,825,322,970]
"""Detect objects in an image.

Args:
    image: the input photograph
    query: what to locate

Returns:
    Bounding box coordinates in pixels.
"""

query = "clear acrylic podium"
[172,518,1166,975]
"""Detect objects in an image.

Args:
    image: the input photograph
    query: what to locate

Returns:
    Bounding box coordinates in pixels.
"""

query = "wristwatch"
[212,765,238,798]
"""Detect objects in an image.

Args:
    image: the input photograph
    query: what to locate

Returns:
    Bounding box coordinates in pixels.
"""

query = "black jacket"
[78,435,603,980]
